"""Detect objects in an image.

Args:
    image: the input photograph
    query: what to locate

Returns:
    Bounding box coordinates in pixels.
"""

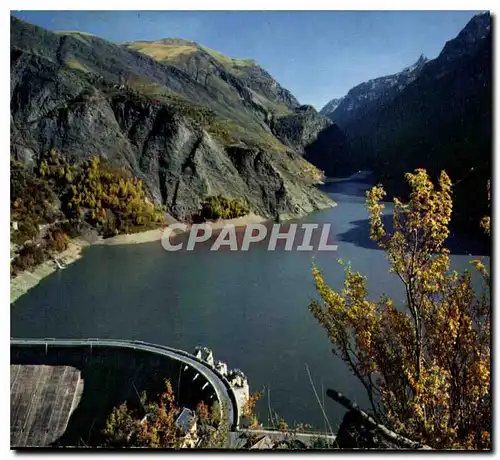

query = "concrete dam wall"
[11,339,247,447]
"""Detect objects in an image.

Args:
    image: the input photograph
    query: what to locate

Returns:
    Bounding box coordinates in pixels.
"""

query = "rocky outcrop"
[270,105,330,149]
[270,105,354,177]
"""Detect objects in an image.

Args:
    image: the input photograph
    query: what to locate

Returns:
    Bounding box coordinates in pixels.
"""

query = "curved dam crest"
[10,338,249,447]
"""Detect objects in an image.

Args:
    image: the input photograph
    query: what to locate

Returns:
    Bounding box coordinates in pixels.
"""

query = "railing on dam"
[10,338,244,432]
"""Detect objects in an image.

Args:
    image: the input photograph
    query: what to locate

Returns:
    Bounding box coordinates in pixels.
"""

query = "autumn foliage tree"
[310,169,490,449]
[102,380,183,448]
[242,391,263,429]
[102,380,228,448]
[65,156,165,236]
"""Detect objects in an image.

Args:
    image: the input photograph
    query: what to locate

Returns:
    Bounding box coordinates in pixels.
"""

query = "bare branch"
[327,389,432,450]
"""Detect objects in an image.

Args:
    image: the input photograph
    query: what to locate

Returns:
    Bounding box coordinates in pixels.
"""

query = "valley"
[10,10,492,450]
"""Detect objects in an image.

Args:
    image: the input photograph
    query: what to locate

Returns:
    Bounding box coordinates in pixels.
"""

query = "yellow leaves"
[480,216,490,236]
[480,179,491,236]
[278,418,289,432]
[365,185,387,244]
[242,391,262,430]
[400,169,453,252]
[64,155,165,236]
[310,168,490,450]
[39,160,48,177]
[471,259,490,284]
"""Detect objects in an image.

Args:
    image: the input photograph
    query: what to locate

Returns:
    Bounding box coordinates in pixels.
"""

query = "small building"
[194,347,214,366]
[215,361,228,376]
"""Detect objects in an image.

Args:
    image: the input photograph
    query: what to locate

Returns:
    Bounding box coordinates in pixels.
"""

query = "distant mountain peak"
[320,55,427,123]
[403,54,428,71]
[156,37,198,46]
[319,97,344,116]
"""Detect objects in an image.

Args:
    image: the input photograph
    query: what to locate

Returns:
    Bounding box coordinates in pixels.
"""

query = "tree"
[196,401,230,448]
[102,381,228,448]
[102,380,183,448]
[310,169,490,449]
[242,391,263,429]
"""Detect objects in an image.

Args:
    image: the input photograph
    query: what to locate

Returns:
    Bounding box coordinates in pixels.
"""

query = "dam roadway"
[11,338,241,445]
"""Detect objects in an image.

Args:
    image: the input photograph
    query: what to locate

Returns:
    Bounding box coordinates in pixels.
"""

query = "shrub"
[195,195,250,222]
[11,244,46,275]
[102,380,183,448]
[37,149,74,191]
[44,226,70,254]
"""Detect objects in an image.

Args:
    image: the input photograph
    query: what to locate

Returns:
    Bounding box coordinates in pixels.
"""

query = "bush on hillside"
[11,244,46,276]
[195,195,250,222]
[64,156,165,236]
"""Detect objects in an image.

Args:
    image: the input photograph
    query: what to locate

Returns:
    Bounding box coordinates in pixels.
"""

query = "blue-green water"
[11,173,489,430]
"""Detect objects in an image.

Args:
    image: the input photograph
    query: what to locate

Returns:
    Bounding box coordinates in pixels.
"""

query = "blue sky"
[12,11,482,109]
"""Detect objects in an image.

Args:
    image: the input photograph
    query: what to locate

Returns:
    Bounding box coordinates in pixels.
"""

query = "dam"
[10,338,249,447]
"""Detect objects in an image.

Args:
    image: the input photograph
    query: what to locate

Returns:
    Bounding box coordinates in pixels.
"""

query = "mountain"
[124,37,353,176]
[125,38,300,117]
[10,16,344,222]
[321,12,492,235]
[319,97,344,117]
[320,54,428,129]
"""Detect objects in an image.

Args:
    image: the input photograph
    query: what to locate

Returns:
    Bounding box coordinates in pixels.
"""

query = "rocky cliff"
[320,12,492,234]
[11,16,339,223]
[125,37,352,178]
[270,105,354,176]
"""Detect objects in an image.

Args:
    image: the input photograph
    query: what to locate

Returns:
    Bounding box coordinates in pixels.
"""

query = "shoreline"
[10,212,269,304]
[92,212,269,246]
[10,199,337,304]
[10,238,91,304]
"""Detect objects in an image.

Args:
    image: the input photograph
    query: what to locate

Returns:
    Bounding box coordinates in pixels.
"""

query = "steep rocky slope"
[358,12,491,234]
[11,16,337,222]
[126,38,299,117]
[319,97,344,118]
[125,37,353,177]
[320,55,428,129]
[269,105,354,176]
[320,12,492,234]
